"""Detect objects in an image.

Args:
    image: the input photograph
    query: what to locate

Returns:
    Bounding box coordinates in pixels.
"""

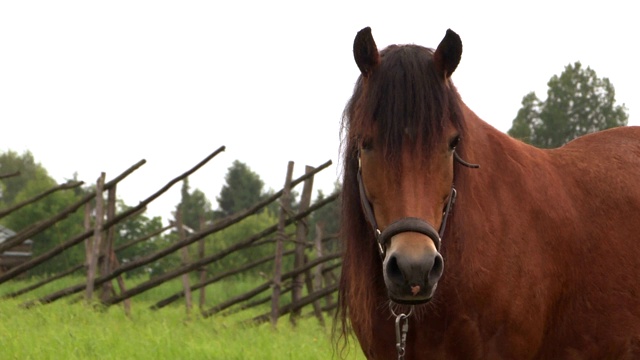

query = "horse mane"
[336,43,466,350]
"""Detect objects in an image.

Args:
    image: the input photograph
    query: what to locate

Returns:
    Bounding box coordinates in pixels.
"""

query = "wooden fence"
[0,146,341,327]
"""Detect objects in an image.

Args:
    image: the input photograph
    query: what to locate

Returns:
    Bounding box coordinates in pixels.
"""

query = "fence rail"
[0,147,340,327]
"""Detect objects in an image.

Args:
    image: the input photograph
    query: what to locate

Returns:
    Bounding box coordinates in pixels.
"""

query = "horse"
[336,27,640,359]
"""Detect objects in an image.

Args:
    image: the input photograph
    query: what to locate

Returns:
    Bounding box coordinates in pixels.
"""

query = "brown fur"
[337,30,640,359]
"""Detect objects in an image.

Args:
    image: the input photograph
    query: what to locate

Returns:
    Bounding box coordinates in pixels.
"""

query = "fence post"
[323,233,339,310]
[86,172,105,303]
[110,252,131,316]
[102,185,132,314]
[271,161,294,328]
[99,185,117,302]
[310,223,326,325]
[198,216,207,309]
[177,209,193,316]
[290,165,314,325]
[84,203,91,272]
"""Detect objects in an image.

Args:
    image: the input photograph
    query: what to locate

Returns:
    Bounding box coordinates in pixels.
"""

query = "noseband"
[357,150,479,257]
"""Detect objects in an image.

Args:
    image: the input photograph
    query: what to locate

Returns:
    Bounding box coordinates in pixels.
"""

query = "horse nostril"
[384,250,444,297]
[428,253,444,285]
[386,254,405,285]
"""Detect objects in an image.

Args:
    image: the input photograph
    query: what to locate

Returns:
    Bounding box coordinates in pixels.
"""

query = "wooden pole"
[289,165,314,325]
[223,284,294,316]
[198,216,207,309]
[309,223,326,325]
[83,203,92,272]
[86,173,105,303]
[110,252,131,316]
[0,170,20,179]
[99,185,117,302]
[115,223,171,253]
[203,252,340,318]
[151,248,296,310]
[250,283,339,325]
[0,180,83,220]
[270,161,294,328]
[177,209,193,315]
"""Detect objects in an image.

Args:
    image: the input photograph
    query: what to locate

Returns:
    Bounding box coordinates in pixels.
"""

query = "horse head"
[347,27,468,304]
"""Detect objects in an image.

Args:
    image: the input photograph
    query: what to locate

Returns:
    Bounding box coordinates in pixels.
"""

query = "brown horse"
[337,27,640,359]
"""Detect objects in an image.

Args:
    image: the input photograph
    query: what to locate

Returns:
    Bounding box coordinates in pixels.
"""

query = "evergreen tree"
[115,201,164,276]
[216,160,264,218]
[176,178,213,231]
[310,182,341,238]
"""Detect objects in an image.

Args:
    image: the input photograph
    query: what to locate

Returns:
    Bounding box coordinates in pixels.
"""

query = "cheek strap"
[357,164,456,257]
[357,150,477,257]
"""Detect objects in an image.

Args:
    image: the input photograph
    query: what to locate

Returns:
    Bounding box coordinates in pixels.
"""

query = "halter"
[357,149,478,360]
[357,150,478,257]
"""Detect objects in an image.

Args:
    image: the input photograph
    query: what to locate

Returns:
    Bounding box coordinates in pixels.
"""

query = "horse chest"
[422,320,522,359]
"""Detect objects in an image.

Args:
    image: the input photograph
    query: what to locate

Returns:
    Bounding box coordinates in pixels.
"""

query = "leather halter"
[357,150,478,257]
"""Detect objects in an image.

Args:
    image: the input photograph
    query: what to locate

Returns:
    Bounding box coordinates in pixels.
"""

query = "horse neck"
[455,101,546,187]
[459,102,520,164]
[441,100,554,290]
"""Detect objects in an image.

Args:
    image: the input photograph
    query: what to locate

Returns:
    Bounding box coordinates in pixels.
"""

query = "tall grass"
[0,276,365,359]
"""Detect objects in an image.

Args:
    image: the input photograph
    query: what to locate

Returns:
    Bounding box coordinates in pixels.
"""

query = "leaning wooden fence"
[0,145,341,327]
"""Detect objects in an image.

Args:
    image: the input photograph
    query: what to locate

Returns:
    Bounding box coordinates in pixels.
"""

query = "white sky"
[1,1,638,221]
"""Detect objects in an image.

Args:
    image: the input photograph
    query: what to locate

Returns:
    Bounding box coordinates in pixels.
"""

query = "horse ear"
[433,29,462,79]
[353,27,380,78]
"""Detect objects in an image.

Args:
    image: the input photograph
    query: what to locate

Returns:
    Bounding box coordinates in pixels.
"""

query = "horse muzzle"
[379,218,444,304]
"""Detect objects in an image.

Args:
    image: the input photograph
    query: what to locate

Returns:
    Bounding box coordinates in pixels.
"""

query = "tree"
[114,200,164,276]
[309,182,341,240]
[216,160,265,218]
[508,61,628,148]
[0,149,166,277]
[176,178,213,231]
[0,150,45,207]
[0,160,87,275]
[206,210,280,274]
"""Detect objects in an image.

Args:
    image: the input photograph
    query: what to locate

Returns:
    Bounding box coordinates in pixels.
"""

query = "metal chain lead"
[391,305,413,360]
[395,313,409,359]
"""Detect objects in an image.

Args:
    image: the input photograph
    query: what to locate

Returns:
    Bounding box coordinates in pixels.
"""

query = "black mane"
[342,44,465,165]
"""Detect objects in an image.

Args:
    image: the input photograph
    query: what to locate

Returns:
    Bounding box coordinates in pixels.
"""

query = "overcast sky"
[1,1,637,221]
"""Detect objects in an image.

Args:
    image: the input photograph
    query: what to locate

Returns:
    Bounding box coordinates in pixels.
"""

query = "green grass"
[0,276,365,359]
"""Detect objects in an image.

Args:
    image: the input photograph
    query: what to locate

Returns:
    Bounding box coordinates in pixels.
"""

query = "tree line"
[0,153,340,278]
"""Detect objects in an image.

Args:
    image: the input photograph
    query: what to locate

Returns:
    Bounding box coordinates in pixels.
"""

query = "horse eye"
[361,138,374,151]
[449,136,461,150]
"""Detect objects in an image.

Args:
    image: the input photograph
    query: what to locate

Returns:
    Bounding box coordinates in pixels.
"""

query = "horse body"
[439,107,640,359]
[338,27,640,359]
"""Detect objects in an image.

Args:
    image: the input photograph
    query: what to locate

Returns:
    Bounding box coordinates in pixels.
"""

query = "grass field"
[0,276,365,359]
